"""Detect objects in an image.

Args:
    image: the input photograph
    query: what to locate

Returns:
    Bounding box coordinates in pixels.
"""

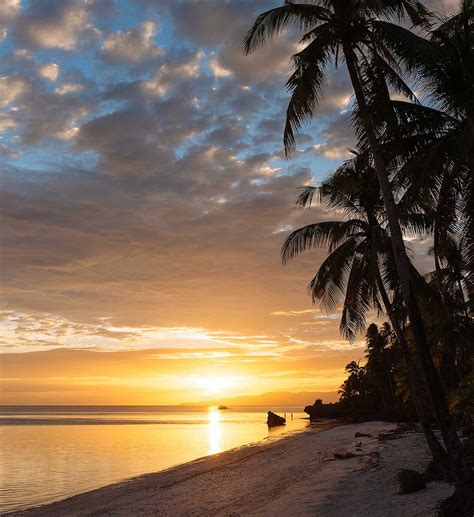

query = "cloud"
[209,56,232,78]
[138,50,203,97]
[55,83,84,95]
[14,86,92,144]
[75,106,160,161]
[313,143,353,160]
[0,311,279,353]
[311,113,355,161]
[39,63,59,81]
[315,67,352,116]
[0,0,396,399]
[0,62,94,145]
[0,116,16,134]
[0,0,20,19]
[168,0,296,83]
[218,36,298,83]
[0,144,19,158]
[0,75,30,106]
[271,309,319,317]
[0,0,20,37]
[425,0,461,11]
[13,0,98,50]
[167,0,268,48]
[101,21,163,63]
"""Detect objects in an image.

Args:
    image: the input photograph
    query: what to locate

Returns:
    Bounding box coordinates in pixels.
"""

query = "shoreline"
[8,421,453,516]
[5,422,326,514]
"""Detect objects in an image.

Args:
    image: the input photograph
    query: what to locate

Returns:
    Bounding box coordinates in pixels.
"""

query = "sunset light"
[207,407,222,455]
[1,0,473,514]
[192,376,238,396]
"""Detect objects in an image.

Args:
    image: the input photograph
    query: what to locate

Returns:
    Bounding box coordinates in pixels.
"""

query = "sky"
[0,0,456,404]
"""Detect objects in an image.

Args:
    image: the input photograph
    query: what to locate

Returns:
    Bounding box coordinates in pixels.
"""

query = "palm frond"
[295,185,319,208]
[243,3,330,55]
[281,220,364,264]
[369,0,429,27]
[340,254,371,341]
[308,238,359,311]
[284,23,335,154]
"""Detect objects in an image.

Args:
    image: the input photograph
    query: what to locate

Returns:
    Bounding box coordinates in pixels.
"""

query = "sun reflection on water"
[208,407,221,455]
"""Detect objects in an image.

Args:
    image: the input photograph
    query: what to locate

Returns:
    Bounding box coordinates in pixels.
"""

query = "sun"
[192,376,235,395]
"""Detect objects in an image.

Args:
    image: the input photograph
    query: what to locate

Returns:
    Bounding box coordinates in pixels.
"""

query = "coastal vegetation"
[244,0,473,513]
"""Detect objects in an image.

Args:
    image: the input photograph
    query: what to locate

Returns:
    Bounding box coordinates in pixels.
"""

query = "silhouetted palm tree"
[381,0,474,284]
[281,153,448,468]
[365,323,396,409]
[244,0,471,492]
[339,360,372,410]
[426,235,474,391]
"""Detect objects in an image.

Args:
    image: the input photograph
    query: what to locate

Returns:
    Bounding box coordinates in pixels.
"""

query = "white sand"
[12,422,454,517]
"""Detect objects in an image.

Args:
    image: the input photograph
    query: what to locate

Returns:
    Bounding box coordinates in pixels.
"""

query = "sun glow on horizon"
[191,375,240,396]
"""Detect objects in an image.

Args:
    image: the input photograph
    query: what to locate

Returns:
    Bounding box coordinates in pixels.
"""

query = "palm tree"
[282,154,388,340]
[244,0,471,490]
[380,7,474,493]
[379,0,474,284]
[339,360,372,411]
[426,235,474,391]
[281,153,449,470]
[365,323,397,409]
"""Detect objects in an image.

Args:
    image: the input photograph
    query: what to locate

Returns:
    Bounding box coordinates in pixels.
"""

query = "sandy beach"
[9,421,454,517]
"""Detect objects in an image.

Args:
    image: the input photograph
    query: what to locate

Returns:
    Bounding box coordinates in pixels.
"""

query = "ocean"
[0,405,313,513]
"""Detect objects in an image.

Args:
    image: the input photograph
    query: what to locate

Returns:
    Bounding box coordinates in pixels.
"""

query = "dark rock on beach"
[304,399,345,420]
[266,411,286,427]
[334,451,356,460]
[355,432,372,438]
[396,469,426,494]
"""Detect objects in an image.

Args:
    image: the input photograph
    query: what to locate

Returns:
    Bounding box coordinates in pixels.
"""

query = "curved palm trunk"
[342,42,472,487]
[376,274,449,472]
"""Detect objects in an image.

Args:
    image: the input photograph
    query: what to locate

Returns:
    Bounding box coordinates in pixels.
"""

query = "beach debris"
[354,432,372,438]
[355,441,363,451]
[333,451,356,460]
[396,469,426,494]
[266,411,286,427]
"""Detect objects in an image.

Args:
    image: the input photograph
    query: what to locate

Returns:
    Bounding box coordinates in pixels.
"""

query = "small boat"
[217,405,229,410]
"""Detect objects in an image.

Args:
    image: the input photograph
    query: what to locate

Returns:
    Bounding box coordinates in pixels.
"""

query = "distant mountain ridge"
[198,390,339,406]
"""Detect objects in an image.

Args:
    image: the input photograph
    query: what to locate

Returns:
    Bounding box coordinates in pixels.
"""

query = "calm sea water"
[0,405,313,513]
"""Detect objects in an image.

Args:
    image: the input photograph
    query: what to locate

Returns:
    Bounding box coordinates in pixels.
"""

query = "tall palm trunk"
[457,278,470,318]
[376,274,450,473]
[342,42,472,487]
[433,236,460,392]
[377,380,389,409]
[381,348,396,407]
